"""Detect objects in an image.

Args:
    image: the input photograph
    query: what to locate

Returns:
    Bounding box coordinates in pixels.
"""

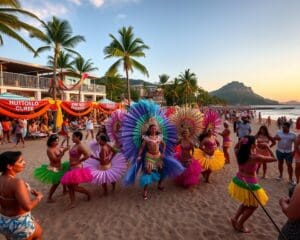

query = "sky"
[1,0,300,102]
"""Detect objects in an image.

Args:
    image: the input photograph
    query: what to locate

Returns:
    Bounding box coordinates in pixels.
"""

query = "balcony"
[1,71,106,94]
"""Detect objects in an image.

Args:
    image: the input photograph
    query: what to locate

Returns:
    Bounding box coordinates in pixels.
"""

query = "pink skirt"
[61,167,93,185]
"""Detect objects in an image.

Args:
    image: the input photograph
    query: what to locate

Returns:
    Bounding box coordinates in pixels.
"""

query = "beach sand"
[0,119,294,240]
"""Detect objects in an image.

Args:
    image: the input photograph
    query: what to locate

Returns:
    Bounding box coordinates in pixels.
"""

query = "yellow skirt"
[193,148,225,171]
[228,176,268,207]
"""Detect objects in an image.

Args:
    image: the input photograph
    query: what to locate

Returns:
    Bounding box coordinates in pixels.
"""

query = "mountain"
[210,81,279,105]
[129,79,157,86]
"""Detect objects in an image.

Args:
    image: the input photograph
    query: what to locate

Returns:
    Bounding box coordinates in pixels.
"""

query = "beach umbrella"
[0,92,30,100]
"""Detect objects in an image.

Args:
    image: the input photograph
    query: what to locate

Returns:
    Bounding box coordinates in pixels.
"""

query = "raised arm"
[250,153,276,163]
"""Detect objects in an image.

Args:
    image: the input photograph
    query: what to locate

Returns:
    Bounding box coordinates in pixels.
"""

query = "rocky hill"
[210,81,279,105]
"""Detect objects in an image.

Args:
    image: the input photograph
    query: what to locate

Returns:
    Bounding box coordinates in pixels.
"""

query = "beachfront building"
[131,82,166,105]
[0,57,106,101]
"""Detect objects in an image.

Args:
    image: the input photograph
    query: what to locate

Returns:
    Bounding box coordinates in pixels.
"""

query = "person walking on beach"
[85,115,94,140]
[15,119,25,148]
[219,121,231,164]
[237,116,251,139]
[274,122,297,185]
[0,151,43,239]
[229,136,276,233]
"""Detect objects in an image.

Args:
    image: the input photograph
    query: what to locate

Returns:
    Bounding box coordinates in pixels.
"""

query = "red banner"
[0,100,49,113]
[61,101,92,111]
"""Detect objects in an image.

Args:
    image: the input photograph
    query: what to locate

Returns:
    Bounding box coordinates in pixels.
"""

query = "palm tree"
[69,56,98,101]
[159,74,169,86]
[103,73,124,101]
[104,26,149,104]
[178,69,198,107]
[0,0,46,53]
[35,16,85,99]
[47,51,73,82]
[165,77,180,106]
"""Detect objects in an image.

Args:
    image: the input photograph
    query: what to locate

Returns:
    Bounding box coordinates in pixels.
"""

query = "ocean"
[253,105,300,121]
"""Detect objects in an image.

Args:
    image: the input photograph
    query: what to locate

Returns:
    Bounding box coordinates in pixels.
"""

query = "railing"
[1,71,106,94]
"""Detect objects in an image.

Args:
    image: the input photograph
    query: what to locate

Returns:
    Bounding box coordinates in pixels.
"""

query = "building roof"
[0,57,52,74]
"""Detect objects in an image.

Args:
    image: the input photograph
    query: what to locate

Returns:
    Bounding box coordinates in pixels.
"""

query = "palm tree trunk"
[125,68,131,105]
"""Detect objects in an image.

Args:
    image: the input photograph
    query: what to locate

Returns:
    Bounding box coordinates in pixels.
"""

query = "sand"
[0,119,296,240]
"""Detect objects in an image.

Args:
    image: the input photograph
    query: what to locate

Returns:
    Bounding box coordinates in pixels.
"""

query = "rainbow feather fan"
[203,110,222,134]
[104,109,126,144]
[120,100,178,162]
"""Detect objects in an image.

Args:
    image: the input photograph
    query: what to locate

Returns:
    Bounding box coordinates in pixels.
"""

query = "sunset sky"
[1,0,300,101]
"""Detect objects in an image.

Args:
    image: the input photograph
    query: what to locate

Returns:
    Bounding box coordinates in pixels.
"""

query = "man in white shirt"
[274,122,297,185]
[237,116,251,139]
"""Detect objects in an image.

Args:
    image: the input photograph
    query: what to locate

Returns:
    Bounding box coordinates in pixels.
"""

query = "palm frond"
[131,58,149,77]
[0,23,35,52]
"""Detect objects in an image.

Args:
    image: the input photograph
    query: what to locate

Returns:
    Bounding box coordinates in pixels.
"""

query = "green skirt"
[33,161,69,184]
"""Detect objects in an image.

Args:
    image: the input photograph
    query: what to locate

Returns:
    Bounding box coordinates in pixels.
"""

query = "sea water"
[253,105,300,121]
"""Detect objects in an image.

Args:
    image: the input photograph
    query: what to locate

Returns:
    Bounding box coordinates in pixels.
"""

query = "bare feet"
[236,224,251,233]
[143,192,148,200]
[157,185,165,191]
[230,218,238,231]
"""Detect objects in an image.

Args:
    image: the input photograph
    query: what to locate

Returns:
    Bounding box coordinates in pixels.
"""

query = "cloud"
[116,13,127,19]
[67,0,82,5]
[89,0,105,8]
[89,0,141,8]
[23,1,69,21]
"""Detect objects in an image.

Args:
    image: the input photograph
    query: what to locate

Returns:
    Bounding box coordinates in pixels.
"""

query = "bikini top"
[143,135,162,144]
[69,145,81,158]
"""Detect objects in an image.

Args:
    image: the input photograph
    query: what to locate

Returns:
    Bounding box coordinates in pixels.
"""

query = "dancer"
[122,100,184,200]
[174,129,202,188]
[84,134,127,195]
[34,134,69,202]
[61,131,92,209]
[170,108,203,188]
[229,135,276,233]
[255,125,276,178]
[218,120,231,164]
[194,110,225,183]
[0,151,43,239]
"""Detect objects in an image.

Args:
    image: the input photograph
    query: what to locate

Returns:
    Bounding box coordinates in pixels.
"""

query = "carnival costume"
[105,109,126,153]
[83,153,127,185]
[121,100,184,187]
[82,110,128,185]
[33,161,70,185]
[194,110,225,171]
[228,162,268,207]
[60,147,93,185]
[0,212,35,240]
[170,108,203,187]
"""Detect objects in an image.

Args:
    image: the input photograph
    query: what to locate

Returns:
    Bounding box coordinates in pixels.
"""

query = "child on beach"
[229,135,276,233]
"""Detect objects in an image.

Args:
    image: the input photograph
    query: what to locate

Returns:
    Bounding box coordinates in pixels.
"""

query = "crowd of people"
[0,102,300,240]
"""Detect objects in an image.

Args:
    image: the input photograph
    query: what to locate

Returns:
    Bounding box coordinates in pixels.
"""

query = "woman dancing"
[122,100,184,200]
[175,129,202,188]
[170,108,203,188]
[0,151,43,239]
[84,134,127,195]
[229,135,276,233]
[194,110,225,183]
[255,125,276,178]
[61,131,92,209]
[34,134,69,203]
